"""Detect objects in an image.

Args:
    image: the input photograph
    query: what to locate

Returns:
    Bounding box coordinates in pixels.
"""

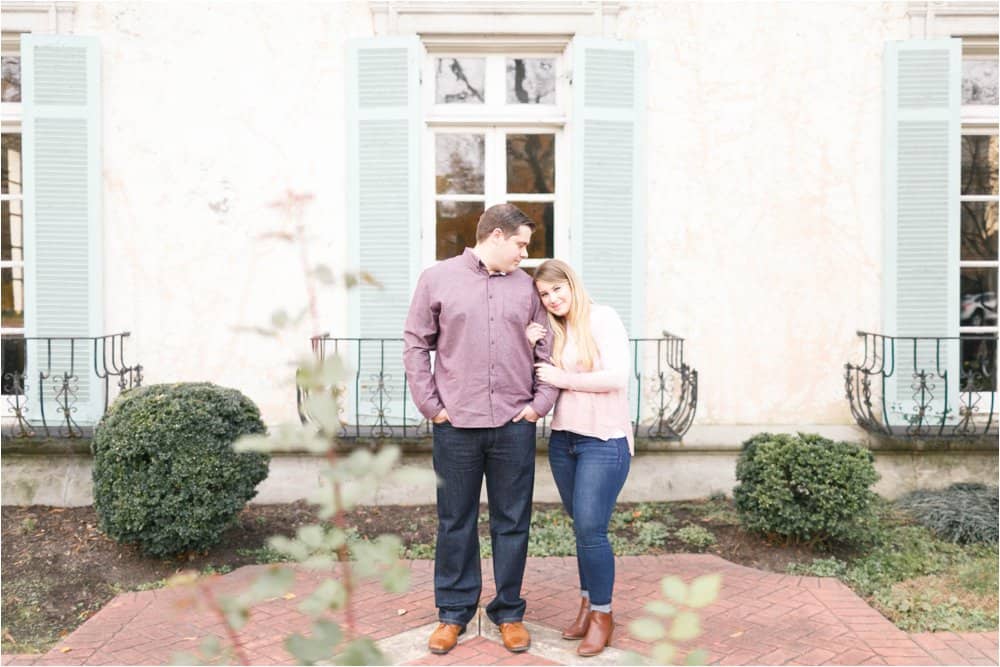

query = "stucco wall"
[619,2,910,426]
[66,2,932,432]
[73,1,373,423]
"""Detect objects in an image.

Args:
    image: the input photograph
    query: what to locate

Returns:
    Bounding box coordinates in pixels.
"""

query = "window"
[959,38,998,392]
[423,51,568,272]
[1,35,22,395]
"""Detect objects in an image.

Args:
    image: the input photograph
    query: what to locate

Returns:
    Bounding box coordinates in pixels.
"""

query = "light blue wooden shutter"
[571,38,646,338]
[346,37,422,433]
[21,34,103,427]
[882,39,960,422]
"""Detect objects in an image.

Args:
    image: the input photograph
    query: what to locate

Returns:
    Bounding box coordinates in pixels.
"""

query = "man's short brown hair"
[475,203,536,243]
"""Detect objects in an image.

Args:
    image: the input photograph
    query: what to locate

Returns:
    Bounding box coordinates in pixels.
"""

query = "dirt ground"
[1,500,845,654]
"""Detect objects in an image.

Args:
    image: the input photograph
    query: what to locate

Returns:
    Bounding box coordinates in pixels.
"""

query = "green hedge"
[733,432,880,545]
[92,383,270,558]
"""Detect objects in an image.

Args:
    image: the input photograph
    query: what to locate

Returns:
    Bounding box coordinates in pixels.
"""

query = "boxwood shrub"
[733,432,880,545]
[92,383,270,558]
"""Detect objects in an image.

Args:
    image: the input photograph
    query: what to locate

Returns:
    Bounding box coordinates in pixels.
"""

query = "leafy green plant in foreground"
[168,191,435,665]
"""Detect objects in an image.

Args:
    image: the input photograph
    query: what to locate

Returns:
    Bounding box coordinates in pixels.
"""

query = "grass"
[786,505,998,632]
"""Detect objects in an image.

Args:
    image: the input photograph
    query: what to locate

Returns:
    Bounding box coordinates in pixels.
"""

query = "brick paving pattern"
[2,555,997,665]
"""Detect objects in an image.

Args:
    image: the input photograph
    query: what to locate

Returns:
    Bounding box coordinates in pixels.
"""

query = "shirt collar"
[463,247,505,276]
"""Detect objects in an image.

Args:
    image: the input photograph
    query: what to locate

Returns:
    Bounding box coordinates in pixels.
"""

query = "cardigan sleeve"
[563,305,630,393]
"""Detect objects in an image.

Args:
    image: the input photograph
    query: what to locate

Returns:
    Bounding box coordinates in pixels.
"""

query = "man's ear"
[490,227,505,242]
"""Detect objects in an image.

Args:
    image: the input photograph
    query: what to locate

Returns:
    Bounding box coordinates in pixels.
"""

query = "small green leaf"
[629,617,666,642]
[371,446,401,477]
[622,650,650,666]
[645,600,677,617]
[661,576,687,603]
[652,642,677,665]
[170,651,200,666]
[390,466,439,487]
[382,563,410,593]
[668,611,700,641]
[248,565,295,600]
[687,574,721,609]
[303,395,344,434]
[199,635,222,658]
[684,648,710,665]
[297,524,326,549]
[286,633,334,665]
[336,637,387,665]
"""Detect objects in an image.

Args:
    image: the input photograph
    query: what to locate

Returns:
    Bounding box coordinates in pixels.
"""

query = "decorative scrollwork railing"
[299,331,698,441]
[2,333,142,439]
[845,331,997,439]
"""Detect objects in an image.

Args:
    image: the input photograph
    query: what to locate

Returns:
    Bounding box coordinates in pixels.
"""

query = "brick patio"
[2,555,997,666]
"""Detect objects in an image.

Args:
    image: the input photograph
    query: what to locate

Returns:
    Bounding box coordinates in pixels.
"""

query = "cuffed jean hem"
[438,612,473,628]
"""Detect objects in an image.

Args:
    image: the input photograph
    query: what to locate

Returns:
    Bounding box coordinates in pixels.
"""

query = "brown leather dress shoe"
[577,611,614,657]
[562,597,591,639]
[428,622,465,654]
[499,621,531,653]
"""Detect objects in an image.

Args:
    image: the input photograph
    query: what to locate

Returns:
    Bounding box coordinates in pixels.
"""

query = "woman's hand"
[526,322,547,346]
[535,362,571,389]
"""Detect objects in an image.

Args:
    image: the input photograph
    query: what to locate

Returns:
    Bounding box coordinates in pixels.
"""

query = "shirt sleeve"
[529,291,560,417]
[564,306,630,393]
[402,272,445,420]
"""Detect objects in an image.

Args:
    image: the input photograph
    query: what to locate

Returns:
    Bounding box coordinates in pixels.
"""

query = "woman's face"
[535,279,572,318]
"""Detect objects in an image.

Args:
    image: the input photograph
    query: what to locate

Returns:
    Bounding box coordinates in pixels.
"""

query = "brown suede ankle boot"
[562,597,591,640]
[577,610,613,657]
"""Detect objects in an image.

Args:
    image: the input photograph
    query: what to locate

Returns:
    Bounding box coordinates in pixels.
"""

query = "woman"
[526,259,633,658]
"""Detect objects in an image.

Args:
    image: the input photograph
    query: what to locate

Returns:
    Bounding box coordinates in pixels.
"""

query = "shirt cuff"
[419,397,445,421]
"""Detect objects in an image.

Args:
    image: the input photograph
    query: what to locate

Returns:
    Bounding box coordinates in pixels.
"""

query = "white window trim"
[370,1,620,38]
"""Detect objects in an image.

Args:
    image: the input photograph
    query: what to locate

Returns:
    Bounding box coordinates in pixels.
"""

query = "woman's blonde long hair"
[534,259,600,372]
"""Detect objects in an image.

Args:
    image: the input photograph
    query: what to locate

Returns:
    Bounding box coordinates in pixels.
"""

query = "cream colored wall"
[72,2,922,430]
[618,1,911,428]
[73,2,373,423]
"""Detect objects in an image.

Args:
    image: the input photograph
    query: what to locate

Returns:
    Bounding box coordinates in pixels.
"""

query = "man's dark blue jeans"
[432,418,537,627]
[548,429,631,607]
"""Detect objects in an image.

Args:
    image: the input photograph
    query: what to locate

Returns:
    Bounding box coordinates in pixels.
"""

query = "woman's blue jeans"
[548,430,631,606]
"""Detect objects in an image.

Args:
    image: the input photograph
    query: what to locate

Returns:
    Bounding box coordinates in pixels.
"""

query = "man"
[403,203,558,655]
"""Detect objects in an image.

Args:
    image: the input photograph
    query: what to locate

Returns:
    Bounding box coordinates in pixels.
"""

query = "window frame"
[958,36,998,397]
[1,32,24,394]
[420,43,571,271]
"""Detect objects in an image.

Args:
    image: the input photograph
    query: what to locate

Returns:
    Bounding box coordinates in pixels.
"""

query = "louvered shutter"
[21,34,103,426]
[346,37,422,432]
[571,37,646,337]
[882,39,961,422]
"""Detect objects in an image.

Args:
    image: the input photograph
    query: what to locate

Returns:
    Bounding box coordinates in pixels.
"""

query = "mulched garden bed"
[0,498,856,654]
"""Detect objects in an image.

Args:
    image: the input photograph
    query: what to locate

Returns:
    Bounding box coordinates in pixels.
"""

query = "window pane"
[961,202,999,261]
[1,334,25,395]
[961,135,999,196]
[436,200,484,260]
[436,57,485,104]
[507,58,555,104]
[509,201,553,258]
[1,56,20,103]
[2,133,22,195]
[960,268,998,326]
[436,134,485,194]
[1,265,24,328]
[506,134,554,194]
[961,335,996,392]
[2,199,23,263]
[962,57,999,106]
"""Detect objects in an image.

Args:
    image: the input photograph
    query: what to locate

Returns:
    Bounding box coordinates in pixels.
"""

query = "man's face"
[491,225,532,273]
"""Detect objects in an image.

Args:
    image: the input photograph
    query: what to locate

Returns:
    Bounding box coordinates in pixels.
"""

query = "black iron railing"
[845,331,997,438]
[2,333,142,439]
[299,331,697,441]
